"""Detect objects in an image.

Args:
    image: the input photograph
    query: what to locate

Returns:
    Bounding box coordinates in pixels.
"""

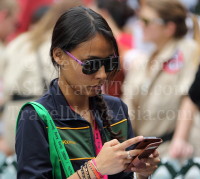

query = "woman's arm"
[170,96,198,158]
[16,105,53,179]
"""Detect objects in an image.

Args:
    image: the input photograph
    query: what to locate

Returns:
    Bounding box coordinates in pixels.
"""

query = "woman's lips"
[90,85,102,90]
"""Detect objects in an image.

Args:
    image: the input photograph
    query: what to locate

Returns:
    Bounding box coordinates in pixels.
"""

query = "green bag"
[16,102,75,179]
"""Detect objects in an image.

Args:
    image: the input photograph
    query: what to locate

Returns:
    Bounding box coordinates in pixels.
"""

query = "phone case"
[124,138,162,172]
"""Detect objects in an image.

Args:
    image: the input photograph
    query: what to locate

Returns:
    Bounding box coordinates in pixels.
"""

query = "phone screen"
[131,137,157,150]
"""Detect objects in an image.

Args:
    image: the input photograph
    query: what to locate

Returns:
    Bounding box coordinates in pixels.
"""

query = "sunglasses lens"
[82,61,98,75]
[82,63,90,74]
[105,57,119,72]
[82,57,119,75]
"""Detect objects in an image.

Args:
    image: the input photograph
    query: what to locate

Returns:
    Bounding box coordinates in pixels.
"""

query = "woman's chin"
[84,90,102,97]
[143,37,151,42]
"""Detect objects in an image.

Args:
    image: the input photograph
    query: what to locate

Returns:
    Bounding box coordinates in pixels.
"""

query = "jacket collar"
[153,39,178,64]
[48,78,108,141]
[48,78,75,119]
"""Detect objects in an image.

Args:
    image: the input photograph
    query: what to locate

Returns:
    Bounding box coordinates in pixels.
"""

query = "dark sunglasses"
[65,51,120,75]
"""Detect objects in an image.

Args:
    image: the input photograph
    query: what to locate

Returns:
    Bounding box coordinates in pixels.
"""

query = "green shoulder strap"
[16,102,75,178]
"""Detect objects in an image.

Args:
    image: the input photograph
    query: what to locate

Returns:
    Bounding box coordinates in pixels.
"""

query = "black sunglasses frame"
[82,56,120,75]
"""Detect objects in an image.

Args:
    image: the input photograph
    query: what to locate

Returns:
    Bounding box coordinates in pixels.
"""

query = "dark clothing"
[189,65,200,108]
[16,79,134,179]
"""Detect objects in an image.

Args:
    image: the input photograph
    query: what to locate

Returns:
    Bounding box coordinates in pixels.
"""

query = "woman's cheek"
[76,72,92,85]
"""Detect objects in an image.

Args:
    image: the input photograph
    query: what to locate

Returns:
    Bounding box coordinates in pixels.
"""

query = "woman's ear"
[0,10,8,21]
[53,48,65,66]
[165,21,176,38]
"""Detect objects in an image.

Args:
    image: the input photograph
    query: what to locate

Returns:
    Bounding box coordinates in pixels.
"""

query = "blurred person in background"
[93,0,135,97]
[122,0,200,159]
[124,0,200,70]
[0,0,18,44]
[0,4,50,156]
[0,0,18,103]
[123,0,157,78]
[8,0,53,41]
[0,0,18,155]
[0,0,82,155]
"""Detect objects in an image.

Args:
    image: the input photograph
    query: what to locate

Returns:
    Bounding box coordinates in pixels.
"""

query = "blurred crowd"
[0,0,200,177]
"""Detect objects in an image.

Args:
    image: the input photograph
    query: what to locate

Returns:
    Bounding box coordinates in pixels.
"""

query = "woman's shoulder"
[16,92,55,138]
[176,38,199,55]
[35,92,56,111]
[178,38,198,48]
[18,91,55,117]
[176,38,199,65]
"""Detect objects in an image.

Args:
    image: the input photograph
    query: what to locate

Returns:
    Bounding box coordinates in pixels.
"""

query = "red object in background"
[81,0,93,6]
[117,33,133,50]
[18,0,53,33]
[163,50,184,74]
[106,33,133,98]
[8,0,92,42]
[9,0,53,41]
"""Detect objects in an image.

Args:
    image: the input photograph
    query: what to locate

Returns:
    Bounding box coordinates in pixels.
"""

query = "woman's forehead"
[72,33,114,59]
[140,5,159,18]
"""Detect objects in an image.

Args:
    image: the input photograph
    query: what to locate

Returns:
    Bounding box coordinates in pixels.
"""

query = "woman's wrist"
[91,159,104,178]
[173,131,188,141]
[136,173,146,179]
[87,166,97,179]
[137,173,151,179]
[77,166,96,179]
[93,157,106,175]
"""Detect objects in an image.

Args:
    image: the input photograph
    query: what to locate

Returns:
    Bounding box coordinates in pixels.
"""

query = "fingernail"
[131,167,136,171]
[139,136,144,140]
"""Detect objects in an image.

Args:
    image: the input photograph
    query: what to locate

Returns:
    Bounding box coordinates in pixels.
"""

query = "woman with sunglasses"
[123,0,200,159]
[16,6,160,179]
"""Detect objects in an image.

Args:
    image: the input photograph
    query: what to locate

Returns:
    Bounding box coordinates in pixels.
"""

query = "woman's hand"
[132,150,160,178]
[95,136,144,175]
[170,138,194,159]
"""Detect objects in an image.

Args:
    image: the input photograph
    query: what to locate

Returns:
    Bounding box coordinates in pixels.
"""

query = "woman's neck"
[58,77,89,111]
[148,37,173,73]
[154,37,172,54]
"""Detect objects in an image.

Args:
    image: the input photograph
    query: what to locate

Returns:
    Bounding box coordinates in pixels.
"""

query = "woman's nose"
[139,20,145,29]
[95,65,107,80]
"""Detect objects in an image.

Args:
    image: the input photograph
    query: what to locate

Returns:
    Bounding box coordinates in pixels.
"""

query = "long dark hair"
[96,0,135,28]
[50,6,122,140]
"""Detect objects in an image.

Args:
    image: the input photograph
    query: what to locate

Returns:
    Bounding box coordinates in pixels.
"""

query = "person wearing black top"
[189,66,200,109]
